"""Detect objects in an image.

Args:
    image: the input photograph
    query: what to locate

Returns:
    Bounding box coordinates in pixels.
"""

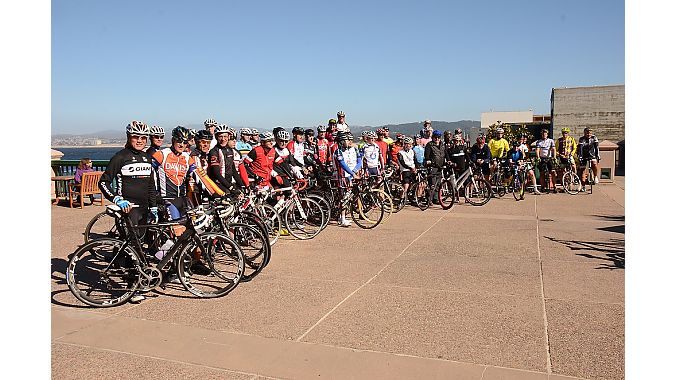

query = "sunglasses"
[130,135,148,140]
[175,140,189,144]
[152,135,164,139]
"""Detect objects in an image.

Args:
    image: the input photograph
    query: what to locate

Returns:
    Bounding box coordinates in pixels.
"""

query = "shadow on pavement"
[597,225,625,234]
[592,214,625,221]
[51,258,92,308]
[544,236,625,270]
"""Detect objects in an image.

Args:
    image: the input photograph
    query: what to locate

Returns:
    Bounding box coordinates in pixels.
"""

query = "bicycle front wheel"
[285,197,325,240]
[512,172,526,201]
[387,182,406,212]
[350,191,385,229]
[66,238,140,307]
[370,188,394,222]
[414,182,430,211]
[255,203,281,246]
[465,178,492,206]
[177,233,245,298]
[437,179,455,210]
[562,171,581,195]
[84,211,121,243]
[227,222,269,282]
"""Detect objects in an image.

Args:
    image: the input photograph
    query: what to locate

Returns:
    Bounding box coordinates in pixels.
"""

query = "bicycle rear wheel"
[66,238,140,307]
[387,182,406,212]
[84,211,121,243]
[285,197,325,239]
[370,188,393,222]
[177,233,244,298]
[562,171,581,195]
[512,172,526,200]
[414,182,430,211]
[255,203,281,246]
[464,177,492,206]
[350,191,385,229]
[306,193,331,229]
[437,179,455,210]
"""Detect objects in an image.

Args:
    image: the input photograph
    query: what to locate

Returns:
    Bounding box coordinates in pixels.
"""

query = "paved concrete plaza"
[51,181,624,379]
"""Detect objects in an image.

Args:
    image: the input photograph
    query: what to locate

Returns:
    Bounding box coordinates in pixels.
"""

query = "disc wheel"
[66,238,140,307]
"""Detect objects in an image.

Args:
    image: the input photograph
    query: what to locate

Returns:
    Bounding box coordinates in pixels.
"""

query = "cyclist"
[420,120,433,146]
[488,127,509,178]
[506,139,541,195]
[243,131,280,188]
[208,124,247,196]
[327,118,338,136]
[390,134,404,170]
[361,131,384,177]
[358,130,369,149]
[535,128,557,192]
[204,118,218,149]
[236,128,254,157]
[398,136,417,201]
[424,130,445,204]
[454,128,467,148]
[147,126,165,156]
[556,127,578,181]
[250,128,260,147]
[99,121,159,303]
[303,128,320,176]
[336,111,350,132]
[186,129,197,154]
[315,125,331,173]
[188,130,226,204]
[470,134,492,181]
[412,136,426,168]
[375,128,390,167]
[272,129,303,197]
[576,127,601,191]
[288,127,308,173]
[445,133,468,198]
[382,127,394,145]
[333,131,363,226]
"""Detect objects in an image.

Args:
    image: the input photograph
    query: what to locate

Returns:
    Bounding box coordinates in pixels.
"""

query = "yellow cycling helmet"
[561,127,570,133]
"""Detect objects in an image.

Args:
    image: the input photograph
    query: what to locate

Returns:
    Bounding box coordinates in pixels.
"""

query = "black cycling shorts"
[539,159,554,172]
[401,171,414,184]
[478,162,490,175]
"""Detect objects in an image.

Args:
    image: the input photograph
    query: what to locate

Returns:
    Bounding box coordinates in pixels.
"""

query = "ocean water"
[54,147,127,161]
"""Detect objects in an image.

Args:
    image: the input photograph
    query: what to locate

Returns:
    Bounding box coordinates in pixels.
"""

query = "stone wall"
[551,85,625,143]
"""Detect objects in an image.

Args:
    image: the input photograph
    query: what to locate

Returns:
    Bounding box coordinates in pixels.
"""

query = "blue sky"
[52,0,624,134]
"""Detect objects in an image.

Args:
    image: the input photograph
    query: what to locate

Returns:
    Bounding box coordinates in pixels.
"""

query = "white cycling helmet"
[361,130,369,137]
[275,130,291,141]
[240,127,252,136]
[214,124,230,135]
[204,118,217,127]
[496,127,504,133]
[403,137,413,144]
[250,128,259,135]
[259,131,274,141]
[126,120,149,136]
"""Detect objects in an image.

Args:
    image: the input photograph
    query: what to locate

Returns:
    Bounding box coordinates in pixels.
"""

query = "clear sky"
[52,0,624,134]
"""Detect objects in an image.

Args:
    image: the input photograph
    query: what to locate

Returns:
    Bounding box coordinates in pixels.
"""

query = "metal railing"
[51,160,110,201]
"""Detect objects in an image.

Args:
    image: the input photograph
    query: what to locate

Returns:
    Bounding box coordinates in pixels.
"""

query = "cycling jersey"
[446,144,467,172]
[361,142,382,169]
[424,141,445,168]
[243,145,280,187]
[398,149,416,172]
[274,145,303,178]
[488,138,509,159]
[99,147,157,207]
[152,148,196,198]
[535,138,556,158]
[375,139,389,166]
[188,149,225,200]
[382,137,394,145]
[470,143,492,162]
[336,123,349,132]
[334,146,363,178]
[208,145,246,193]
[507,148,525,165]
[146,145,162,157]
[287,140,306,167]
[412,145,425,167]
[390,144,402,165]
[315,138,330,166]
[577,135,600,160]
[557,136,577,158]
[236,140,252,157]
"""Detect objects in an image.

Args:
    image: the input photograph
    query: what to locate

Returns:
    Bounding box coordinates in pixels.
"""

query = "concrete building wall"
[480,111,533,129]
[551,85,625,143]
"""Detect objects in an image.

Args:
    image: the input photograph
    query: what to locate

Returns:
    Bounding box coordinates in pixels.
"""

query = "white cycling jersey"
[361,143,381,169]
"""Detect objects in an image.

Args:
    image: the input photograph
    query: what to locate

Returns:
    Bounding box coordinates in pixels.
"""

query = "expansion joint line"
[535,197,553,374]
[296,212,449,342]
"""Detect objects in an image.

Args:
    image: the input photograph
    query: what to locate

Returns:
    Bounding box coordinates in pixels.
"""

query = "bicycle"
[259,180,326,240]
[437,162,492,209]
[368,166,406,213]
[560,156,582,195]
[67,204,245,307]
[489,158,509,198]
[335,176,385,229]
[580,157,597,194]
[509,162,526,201]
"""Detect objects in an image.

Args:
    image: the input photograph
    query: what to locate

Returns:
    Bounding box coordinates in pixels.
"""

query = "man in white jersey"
[360,131,383,177]
[335,111,350,132]
[535,129,557,192]
[397,137,417,200]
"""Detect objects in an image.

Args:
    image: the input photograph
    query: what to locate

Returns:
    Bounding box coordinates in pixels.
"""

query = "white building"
[480,111,534,129]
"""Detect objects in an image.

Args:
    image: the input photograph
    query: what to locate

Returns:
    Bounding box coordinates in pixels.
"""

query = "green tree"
[486,121,533,144]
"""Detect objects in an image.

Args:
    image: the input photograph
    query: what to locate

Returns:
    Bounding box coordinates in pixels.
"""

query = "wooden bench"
[69,171,105,208]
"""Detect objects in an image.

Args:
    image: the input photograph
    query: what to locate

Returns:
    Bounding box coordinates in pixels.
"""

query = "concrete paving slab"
[52,307,110,340]
[546,300,624,380]
[538,221,624,269]
[115,275,358,340]
[55,314,491,380]
[372,254,543,298]
[52,343,257,380]
[534,192,623,221]
[301,285,548,372]
[542,260,624,304]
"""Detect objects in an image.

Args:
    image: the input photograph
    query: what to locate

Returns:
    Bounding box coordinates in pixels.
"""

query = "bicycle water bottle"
[155,239,174,260]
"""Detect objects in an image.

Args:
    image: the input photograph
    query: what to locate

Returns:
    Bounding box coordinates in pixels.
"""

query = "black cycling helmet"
[305,128,315,136]
[541,128,549,134]
[272,126,285,136]
[172,126,191,141]
[292,126,305,135]
[317,125,327,132]
[195,130,212,141]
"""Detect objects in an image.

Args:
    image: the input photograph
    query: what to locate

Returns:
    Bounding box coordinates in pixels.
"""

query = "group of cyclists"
[94,112,601,303]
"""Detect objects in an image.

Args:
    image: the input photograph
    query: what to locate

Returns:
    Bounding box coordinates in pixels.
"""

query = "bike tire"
[177,232,245,298]
[227,222,269,282]
[387,182,406,213]
[512,172,525,201]
[84,211,121,243]
[284,197,325,240]
[350,191,385,229]
[464,177,492,206]
[255,203,281,246]
[370,188,393,222]
[306,193,331,229]
[437,179,455,210]
[66,238,140,307]
[414,182,430,211]
[562,171,581,195]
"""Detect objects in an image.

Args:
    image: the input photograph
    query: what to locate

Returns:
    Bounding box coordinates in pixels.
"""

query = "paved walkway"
[51,182,624,380]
